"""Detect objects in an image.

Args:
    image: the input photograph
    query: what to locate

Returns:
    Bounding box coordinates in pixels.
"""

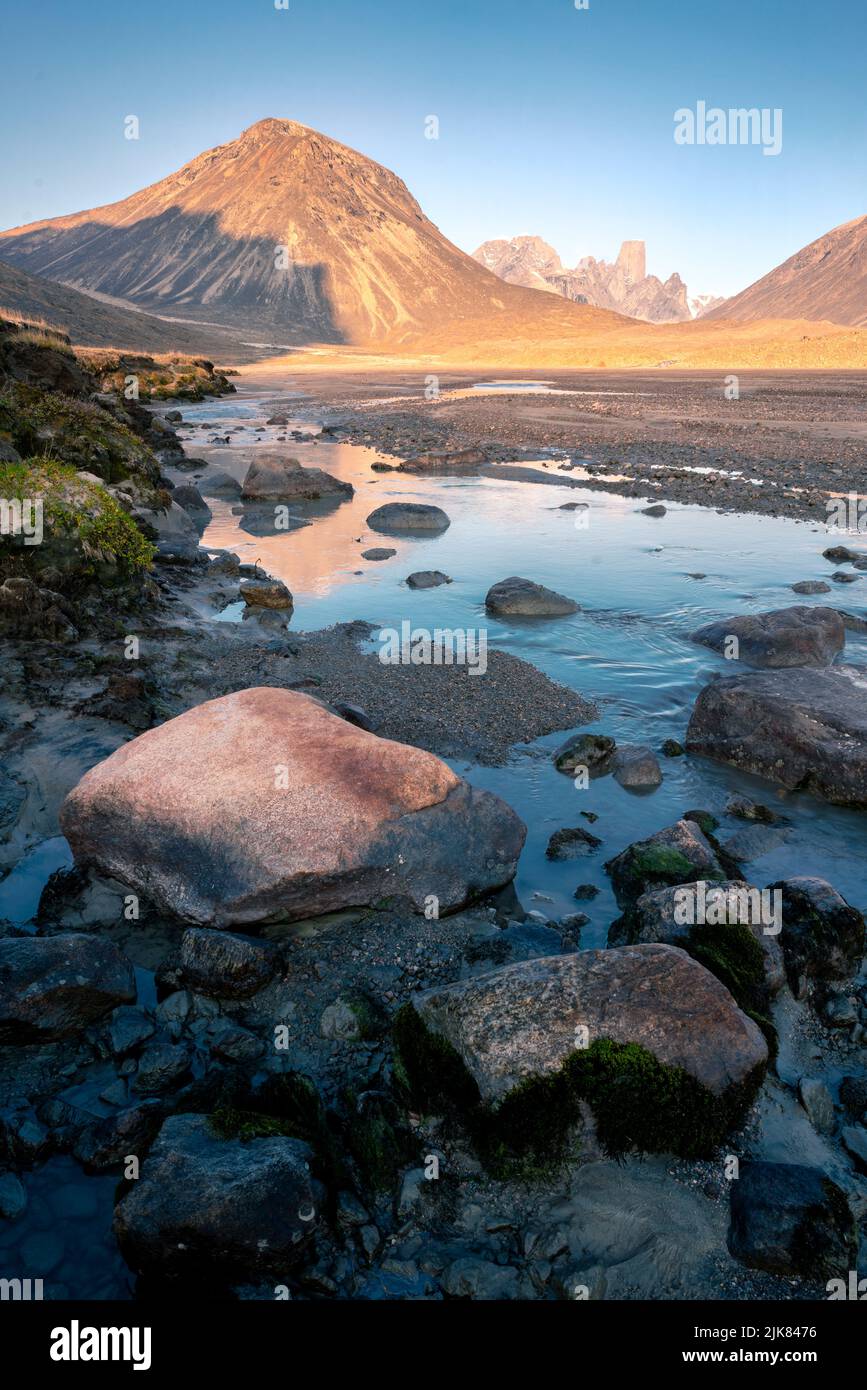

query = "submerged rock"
[727,1161,856,1278]
[686,665,867,806]
[361,547,396,561]
[545,826,602,860]
[60,687,526,926]
[399,945,768,1161]
[605,819,726,907]
[241,454,352,502]
[791,580,831,595]
[690,606,844,669]
[406,570,452,589]
[399,448,487,474]
[113,1113,318,1279]
[485,576,579,617]
[366,502,450,533]
[0,934,135,1043]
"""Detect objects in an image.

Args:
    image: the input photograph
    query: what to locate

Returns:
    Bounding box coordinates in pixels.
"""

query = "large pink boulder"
[60,688,526,926]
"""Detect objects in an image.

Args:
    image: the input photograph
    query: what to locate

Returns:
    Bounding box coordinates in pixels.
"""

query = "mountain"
[0,119,626,348]
[707,215,867,326]
[0,258,248,356]
[688,293,726,319]
[473,236,699,323]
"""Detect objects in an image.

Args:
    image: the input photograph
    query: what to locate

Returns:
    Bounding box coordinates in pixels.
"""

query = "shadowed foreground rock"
[399,945,768,1162]
[0,934,135,1044]
[113,1114,318,1280]
[686,665,867,806]
[690,605,845,668]
[765,877,865,996]
[60,687,526,926]
[727,1161,856,1278]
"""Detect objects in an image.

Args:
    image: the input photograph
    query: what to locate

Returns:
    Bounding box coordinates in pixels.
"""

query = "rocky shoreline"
[284,368,867,524]
[1,328,866,1301]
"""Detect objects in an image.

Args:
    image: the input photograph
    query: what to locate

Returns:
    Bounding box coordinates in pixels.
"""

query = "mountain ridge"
[707,214,867,326]
[0,118,629,348]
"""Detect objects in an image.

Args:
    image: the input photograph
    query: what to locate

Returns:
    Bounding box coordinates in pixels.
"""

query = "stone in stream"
[398,448,487,474]
[361,547,396,561]
[200,470,242,497]
[686,665,867,806]
[239,578,293,610]
[545,826,602,860]
[640,503,667,517]
[171,483,211,522]
[690,605,844,668]
[396,945,768,1162]
[604,819,726,907]
[610,744,662,790]
[366,502,450,533]
[60,687,526,927]
[791,580,831,594]
[0,935,135,1044]
[553,732,616,776]
[798,1078,836,1135]
[832,570,860,584]
[406,570,452,589]
[485,576,579,617]
[764,877,865,996]
[241,454,353,501]
[113,1113,318,1279]
[727,1161,856,1278]
[823,545,864,564]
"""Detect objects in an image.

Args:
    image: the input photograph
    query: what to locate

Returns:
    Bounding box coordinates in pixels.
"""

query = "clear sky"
[2,0,865,298]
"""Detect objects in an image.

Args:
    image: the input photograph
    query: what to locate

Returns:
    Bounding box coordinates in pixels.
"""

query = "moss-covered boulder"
[607,879,783,1053]
[0,459,155,595]
[609,880,785,998]
[396,945,768,1171]
[727,1161,856,1278]
[604,818,727,907]
[80,351,236,403]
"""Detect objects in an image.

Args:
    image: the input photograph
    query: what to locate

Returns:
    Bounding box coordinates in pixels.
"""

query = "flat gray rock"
[485,576,579,617]
[690,605,844,668]
[367,502,450,533]
[686,664,867,805]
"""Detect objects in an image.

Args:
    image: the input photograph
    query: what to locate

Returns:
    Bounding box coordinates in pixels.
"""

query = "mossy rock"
[0,459,155,587]
[395,1004,764,1177]
[0,383,160,488]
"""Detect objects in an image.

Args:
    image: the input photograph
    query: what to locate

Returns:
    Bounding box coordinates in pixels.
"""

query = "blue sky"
[2,0,865,297]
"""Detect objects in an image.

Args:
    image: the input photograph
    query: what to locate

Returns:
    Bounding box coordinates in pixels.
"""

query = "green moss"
[393,1003,481,1114]
[0,384,159,487]
[208,1107,297,1142]
[0,459,155,579]
[347,1091,415,1192]
[634,845,700,880]
[395,1007,766,1177]
[684,921,766,1010]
